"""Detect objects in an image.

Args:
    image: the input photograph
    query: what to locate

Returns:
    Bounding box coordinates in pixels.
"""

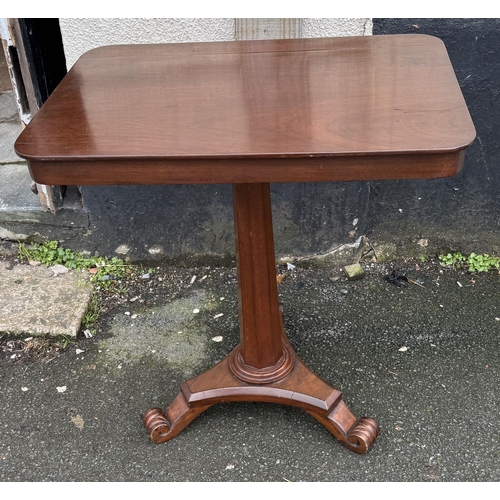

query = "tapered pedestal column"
[143,183,379,454]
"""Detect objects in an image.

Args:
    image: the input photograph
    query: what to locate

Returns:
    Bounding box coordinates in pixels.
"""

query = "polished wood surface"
[14,35,476,454]
[232,184,284,372]
[24,150,467,186]
[143,341,379,454]
[15,35,475,186]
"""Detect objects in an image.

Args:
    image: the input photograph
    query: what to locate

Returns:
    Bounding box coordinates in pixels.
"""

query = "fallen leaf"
[276,274,286,284]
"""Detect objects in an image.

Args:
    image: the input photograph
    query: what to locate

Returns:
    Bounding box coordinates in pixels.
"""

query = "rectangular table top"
[15,34,476,186]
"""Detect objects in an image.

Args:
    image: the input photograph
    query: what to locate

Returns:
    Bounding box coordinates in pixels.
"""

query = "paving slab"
[0,260,93,338]
[0,121,23,164]
[0,91,18,122]
[0,163,39,210]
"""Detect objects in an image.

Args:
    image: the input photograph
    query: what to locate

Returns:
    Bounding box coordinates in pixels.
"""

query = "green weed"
[438,251,500,273]
[82,292,101,329]
[59,334,75,350]
[17,240,135,289]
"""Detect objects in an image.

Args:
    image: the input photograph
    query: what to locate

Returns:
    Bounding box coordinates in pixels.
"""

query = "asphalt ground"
[1,254,500,486]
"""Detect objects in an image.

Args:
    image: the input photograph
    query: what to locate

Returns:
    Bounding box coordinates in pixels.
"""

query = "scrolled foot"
[307,401,380,454]
[143,407,171,443]
[345,417,380,454]
[143,392,212,444]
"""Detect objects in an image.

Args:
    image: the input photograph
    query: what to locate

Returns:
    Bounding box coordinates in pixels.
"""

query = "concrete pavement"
[1,257,499,482]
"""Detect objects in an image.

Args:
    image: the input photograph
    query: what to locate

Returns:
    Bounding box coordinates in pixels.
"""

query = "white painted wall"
[302,18,372,38]
[59,18,372,69]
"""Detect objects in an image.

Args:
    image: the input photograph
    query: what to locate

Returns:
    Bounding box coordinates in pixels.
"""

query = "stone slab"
[0,163,39,210]
[0,121,23,164]
[0,91,18,122]
[0,260,93,338]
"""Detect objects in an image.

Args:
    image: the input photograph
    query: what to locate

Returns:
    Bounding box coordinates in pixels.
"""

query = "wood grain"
[16,34,475,187]
[25,150,466,186]
[232,183,283,371]
[144,340,380,453]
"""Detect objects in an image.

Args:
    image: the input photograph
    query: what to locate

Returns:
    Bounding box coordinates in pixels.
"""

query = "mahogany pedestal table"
[15,34,475,454]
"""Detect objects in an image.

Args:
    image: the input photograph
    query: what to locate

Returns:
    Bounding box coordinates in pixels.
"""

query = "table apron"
[26,150,466,186]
